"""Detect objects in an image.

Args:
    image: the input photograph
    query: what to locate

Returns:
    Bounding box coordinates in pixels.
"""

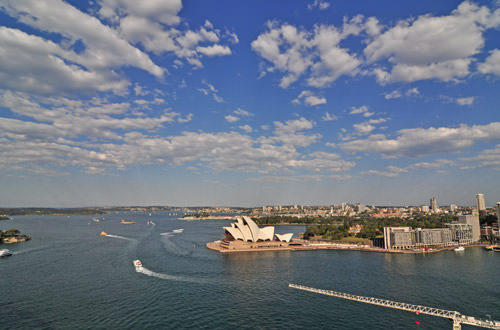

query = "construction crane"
[289,283,500,330]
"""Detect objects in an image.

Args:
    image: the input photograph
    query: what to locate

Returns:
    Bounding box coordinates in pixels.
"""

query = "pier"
[289,283,500,330]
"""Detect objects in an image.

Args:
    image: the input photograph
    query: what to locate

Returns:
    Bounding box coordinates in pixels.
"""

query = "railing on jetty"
[289,283,500,330]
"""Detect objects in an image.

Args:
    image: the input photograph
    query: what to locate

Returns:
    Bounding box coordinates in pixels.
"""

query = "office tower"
[430,197,438,213]
[497,202,500,227]
[476,193,486,212]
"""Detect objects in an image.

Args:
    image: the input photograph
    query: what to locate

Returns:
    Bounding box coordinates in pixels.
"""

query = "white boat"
[454,246,465,252]
[133,259,143,270]
[172,228,184,233]
[0,249,13,257]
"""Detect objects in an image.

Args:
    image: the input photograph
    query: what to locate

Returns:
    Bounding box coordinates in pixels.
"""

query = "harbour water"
[1,213,499,329]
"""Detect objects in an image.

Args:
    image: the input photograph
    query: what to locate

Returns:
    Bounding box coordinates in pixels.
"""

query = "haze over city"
[1,0,500,207]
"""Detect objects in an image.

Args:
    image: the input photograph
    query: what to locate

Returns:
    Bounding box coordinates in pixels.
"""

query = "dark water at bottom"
[1,213,499,329]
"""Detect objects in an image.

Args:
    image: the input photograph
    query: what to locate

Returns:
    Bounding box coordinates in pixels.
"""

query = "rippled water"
[1,213,499,330]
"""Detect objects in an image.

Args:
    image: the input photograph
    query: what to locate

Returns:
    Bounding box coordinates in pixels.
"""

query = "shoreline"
[206,240,482,254]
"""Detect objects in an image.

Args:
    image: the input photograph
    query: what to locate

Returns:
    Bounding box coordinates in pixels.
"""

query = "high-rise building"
[497,202,500,228]
[458,215,480,242]
[430,197,438,213]
[476,193,486,212]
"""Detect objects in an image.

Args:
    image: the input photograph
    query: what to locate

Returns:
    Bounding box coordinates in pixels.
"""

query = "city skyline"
[1,0,500,207]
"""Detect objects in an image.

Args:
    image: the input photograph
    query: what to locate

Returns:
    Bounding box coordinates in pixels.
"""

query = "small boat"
[133,260,143,270]
[172,228,184,233]
[493,246,500,252]
[454,246,465,252]
[0,249,13,257]
[120,219,136,224]
[100,231,108,236]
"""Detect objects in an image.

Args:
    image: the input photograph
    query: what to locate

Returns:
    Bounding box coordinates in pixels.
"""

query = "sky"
[0,0,500,207]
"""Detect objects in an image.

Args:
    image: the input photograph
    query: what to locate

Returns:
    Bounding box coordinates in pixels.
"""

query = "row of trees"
[0,229,21,238]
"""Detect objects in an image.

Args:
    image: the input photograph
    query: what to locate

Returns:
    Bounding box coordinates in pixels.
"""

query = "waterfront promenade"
[206,239,468,254]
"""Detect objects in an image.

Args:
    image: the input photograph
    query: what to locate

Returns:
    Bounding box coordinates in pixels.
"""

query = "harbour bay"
[1,213,499,330]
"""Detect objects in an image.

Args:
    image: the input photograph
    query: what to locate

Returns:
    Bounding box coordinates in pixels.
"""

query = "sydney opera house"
[207,216,295,252]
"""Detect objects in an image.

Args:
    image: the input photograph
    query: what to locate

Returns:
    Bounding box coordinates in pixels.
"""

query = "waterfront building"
[447,223,473,244]
[383,227,413,249]
[223,216,293,243]
[383,227,453,249]
[458,215,480,242]
[476,193,486,212]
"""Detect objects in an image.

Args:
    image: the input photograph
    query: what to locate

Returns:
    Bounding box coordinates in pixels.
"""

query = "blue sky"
[0,0,500,207]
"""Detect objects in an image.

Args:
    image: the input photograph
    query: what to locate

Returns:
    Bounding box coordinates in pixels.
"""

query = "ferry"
[133,260,143,270]
[0,249,13,257]
[454,246,465,252]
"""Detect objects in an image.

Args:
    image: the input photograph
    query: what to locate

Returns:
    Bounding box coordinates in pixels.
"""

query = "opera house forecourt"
[206,216,296,253]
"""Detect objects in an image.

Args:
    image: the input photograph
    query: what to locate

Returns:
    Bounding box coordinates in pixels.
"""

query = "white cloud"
[0,0,165,90]
[365,1,500,83]
[353,123,375,135]
[385,90,402,99]
[239,125,253,133]
[342,122,500,157]
[199,80,224,103]
[292,90,327,106]
[322,112,338,121]
[225,115,240,123]
[461,144,500,170]
[251,21,363,88]
[307,0,330,11]
[349,105,369,115]
[456,97,475,105]
[478,49,500,76]
[405,87,420,96]
[233,108,254,117]
[361,166,408,177]
[97,0,234,68]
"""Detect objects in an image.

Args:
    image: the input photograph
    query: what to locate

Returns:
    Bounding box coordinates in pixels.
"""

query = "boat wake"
[135,266,211,284]
[104,234,136,242]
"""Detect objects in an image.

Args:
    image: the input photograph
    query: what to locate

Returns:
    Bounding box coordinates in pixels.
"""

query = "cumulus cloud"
[365,1,500,83]
[225,115,240,123]
[96,0,235,67]
[456,97,475,105]
[349,105,373,117]
[341,122,500,157]
[251,20,364,88]
[239,125,253,133]
[307,0,330,11]
[322,112,338,121]
[0,0,169,96]
[478,49,500,76]
[292,90,327,106]
[385,90,402,99]
[0,92,354,176]
[198,80,224,103]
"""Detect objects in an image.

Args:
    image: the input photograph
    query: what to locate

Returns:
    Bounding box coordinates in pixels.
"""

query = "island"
[0,229,31,244]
